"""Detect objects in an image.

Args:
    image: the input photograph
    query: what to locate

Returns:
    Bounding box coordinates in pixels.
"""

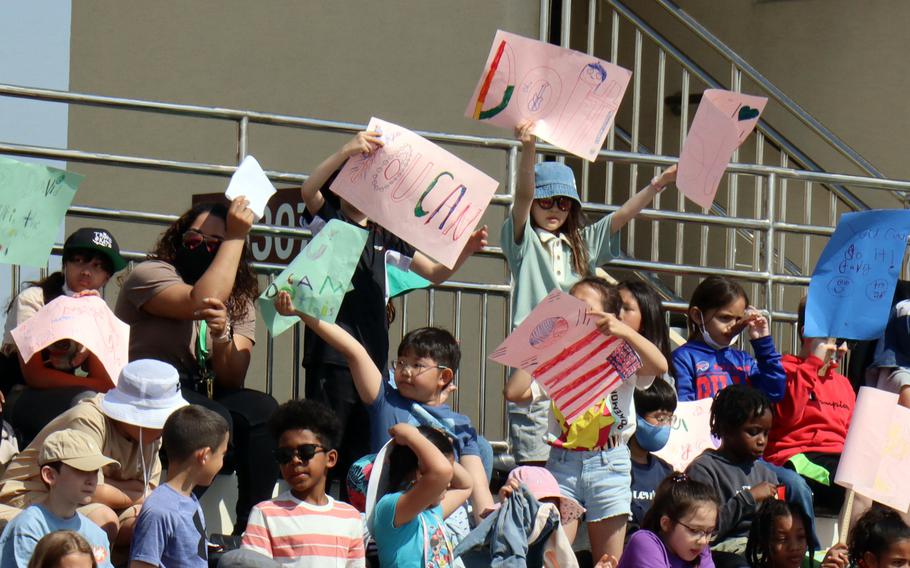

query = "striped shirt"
[241,492,365,567]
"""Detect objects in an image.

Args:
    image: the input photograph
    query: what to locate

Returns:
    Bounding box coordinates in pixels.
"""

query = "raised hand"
[226,196,255,240]
[341,131,384,158]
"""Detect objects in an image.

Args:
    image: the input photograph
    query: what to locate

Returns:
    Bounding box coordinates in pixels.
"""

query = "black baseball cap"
[63,228,128,272]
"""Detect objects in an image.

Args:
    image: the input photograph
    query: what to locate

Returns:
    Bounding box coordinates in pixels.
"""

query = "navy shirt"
[303,171,415,370]
[629,455,674,534]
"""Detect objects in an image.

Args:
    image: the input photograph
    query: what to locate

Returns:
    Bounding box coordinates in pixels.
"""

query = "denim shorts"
[546,444,632,522]
[507,399,551,463]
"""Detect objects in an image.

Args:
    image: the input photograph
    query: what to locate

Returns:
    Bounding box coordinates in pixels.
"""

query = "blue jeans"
[763,460,820,549]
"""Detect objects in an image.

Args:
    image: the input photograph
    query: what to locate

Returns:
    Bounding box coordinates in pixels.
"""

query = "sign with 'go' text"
[330,117,499,269]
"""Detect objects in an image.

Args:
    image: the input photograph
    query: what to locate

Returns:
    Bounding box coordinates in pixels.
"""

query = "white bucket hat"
[100,359,188,429]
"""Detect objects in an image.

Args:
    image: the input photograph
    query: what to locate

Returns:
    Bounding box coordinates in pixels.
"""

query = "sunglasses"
[273,443,327,465]
[535,196,574,212]
[182,229,223,254]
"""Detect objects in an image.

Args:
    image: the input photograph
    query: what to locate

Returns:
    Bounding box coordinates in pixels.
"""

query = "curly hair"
[268,399,342,449]
[710,383,772,438]
[149,201,258,322]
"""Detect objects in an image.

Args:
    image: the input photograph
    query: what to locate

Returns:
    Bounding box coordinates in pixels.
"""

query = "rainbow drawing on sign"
[472,40,515,120]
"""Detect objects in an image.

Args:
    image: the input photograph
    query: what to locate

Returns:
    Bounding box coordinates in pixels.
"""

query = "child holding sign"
[503,120,677,467]
[765,298,854,513]
[1,228,127,445]
[504,276,669,560]
[274,291,495,524]
[298,131,487,499]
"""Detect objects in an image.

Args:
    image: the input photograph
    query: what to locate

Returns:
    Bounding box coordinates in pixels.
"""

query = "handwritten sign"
[10,295,128,385]
[386,251,430,299]
[654,398,719,472]
[225,155,277,221]
[836,387,910,512]
[330,117,498,269]
[466,30,632,162]
[677,89,767,209]
[805,210,910,340]
[0,156,82,267]
[258,219,368,336]
[489,290,642,424]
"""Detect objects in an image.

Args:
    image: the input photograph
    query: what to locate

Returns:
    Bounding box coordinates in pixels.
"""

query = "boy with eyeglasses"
[628,379,677,537]
[274,292,495,522]
[221,399,364,567]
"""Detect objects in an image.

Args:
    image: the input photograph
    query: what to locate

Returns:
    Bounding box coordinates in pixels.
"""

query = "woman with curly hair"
[114,197,278,534]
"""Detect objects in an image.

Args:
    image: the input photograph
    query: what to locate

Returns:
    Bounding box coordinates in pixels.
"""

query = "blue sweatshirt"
[671,336,786,402]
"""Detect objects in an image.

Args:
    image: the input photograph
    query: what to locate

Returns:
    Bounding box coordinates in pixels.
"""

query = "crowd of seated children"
[0,359,188,551]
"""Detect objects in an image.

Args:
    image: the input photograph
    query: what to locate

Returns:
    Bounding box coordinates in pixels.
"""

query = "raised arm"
[503,368,534,403]
[275,291,382,404]
[19,349,113,391]
[592,312,668,377]
[510,121,537,245]
[441,461,474,519]
[388,423,454,527]
[610,165,676,233]
[409,226,488,284]
[141,197,255,320]
[301,131,383,215]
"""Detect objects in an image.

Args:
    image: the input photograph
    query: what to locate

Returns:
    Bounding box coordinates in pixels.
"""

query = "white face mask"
[697,309,739,350]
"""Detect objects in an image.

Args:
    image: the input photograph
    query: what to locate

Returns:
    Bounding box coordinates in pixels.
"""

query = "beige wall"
[65,1,540,440]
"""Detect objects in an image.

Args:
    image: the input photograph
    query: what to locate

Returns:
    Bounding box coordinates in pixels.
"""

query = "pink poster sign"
[330,117,498,269]
[11,295,129,385]
[836,386,910,512]
[654,398,720,472]
[677,89,767,209]
[466,30,632,162]
[489,290,642,424]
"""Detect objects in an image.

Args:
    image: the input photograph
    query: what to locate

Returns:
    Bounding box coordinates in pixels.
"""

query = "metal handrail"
[604,0,877,212]
[651,0,884,180]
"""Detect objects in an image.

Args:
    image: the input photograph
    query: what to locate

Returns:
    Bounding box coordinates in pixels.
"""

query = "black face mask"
[175,243,216,284]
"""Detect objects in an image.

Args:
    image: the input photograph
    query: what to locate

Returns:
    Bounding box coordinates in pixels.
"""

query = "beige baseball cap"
[39,430,120,472]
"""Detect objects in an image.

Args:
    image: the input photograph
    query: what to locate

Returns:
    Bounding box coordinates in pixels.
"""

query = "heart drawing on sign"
[737,106,760,121]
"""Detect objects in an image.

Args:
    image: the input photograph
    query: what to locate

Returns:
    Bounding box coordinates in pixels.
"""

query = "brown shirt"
[0,394,162,509]
[114,260,256,376]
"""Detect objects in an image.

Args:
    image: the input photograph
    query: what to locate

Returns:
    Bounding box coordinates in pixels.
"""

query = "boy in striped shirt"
[224,400,365,567]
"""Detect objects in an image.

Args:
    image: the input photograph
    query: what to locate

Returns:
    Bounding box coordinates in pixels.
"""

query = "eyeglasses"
[535,196,574,212]
[647,412,674,426]
[391,360,448,375]
[273,443,327,465]
[677,520,717,542]
[182,229,223,254]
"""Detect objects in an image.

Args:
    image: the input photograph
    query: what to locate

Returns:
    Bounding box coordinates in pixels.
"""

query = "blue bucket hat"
[534,162,580,203]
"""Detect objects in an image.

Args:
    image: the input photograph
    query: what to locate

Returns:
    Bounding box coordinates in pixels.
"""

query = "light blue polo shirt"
[501,212,620,328]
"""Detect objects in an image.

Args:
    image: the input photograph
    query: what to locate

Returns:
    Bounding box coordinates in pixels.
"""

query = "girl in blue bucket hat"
[501,120,677,561]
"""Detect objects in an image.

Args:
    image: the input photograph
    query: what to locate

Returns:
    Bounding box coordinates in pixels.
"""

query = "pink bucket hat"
[507,466,586,524]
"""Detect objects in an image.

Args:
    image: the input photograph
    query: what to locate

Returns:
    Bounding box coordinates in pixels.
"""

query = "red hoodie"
[765,354,856,466]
